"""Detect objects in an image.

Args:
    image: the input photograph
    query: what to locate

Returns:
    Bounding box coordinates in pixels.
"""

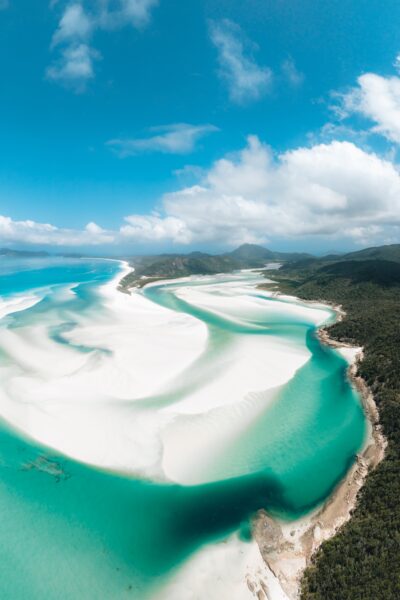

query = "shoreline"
[117,269,386,599]
[253,299,387,600]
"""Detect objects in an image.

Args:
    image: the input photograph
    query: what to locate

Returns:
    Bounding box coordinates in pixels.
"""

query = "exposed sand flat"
[64,291,208,399]
[0,265,330,479]
[0,324,92,376]
[154,278,332,484]
[154,534,290,600]
[0,294,42,320]
[161,333,309,415]
[174,284,332,328]
[160,385,281,484]
[0,266,209,476]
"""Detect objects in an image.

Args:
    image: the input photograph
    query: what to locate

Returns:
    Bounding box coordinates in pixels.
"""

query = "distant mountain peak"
[229,243,275,260]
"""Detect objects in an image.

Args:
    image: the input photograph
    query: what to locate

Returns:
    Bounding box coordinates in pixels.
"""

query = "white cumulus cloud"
[121,136,400,246]
[334,70,400,144]
[0,215,115,246]
[121,214,191,243]
[3,139,400,249]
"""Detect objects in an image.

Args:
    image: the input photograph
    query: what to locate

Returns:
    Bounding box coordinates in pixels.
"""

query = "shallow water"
[0,258,366,599]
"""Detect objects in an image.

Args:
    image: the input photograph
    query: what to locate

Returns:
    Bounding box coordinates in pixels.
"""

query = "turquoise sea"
[0,258,366,599]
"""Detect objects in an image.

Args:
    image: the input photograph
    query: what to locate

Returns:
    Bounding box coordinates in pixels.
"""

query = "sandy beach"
[0,294,43,319]
[153,534,290,600]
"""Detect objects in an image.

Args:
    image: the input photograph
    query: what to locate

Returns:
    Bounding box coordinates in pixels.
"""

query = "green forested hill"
[342,243,400,263]
[313,259,400,286]
[119,251,242,287]
[226,242,311,265]
[120,243,311,288]
[227,243,277,264]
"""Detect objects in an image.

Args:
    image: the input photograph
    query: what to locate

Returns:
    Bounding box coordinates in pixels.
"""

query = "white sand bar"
[0,266,331,482]
[154,534,290,600]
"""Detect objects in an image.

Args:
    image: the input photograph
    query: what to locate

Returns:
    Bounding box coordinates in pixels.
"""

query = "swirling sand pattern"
[0,258,366,599]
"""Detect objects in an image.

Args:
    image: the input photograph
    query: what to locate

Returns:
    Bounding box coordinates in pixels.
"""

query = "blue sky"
[1,0,400,254]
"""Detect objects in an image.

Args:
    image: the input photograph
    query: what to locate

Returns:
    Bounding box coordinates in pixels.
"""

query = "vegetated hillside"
[277,248,400,290]
[316,259,400,287]
[121,242,400,289]
[120,244,314,289]
[264,255,400,600]
[120,251,242,288]
[342,243,400,263]
[278,257,333,277]
[227,243,277,264]
[136,252,240,278]
[227,243,312,266]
